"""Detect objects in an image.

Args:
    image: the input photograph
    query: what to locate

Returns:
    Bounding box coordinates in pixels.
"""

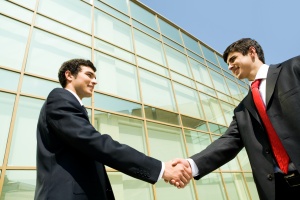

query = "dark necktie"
[251,79,290,174]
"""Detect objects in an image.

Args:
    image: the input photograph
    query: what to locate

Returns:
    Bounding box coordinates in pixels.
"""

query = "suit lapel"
[244,89,261,122]
[265,64,282,108]
[243,63,282,122]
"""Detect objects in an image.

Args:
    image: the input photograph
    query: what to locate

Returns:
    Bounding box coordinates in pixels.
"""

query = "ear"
[248,46,256,56]
[65,70,73,82]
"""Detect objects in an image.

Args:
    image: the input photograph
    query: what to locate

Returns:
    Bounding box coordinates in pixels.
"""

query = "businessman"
[171,38,300,200]
[34,58,191,200]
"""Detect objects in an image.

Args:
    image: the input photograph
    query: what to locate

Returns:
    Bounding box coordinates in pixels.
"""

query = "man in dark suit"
[34,59,191,200]
[171,38,300,199]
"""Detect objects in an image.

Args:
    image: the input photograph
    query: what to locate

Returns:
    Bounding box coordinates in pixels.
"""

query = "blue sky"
[139,0,300,65]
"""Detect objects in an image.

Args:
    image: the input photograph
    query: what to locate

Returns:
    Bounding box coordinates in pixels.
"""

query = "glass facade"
[0,0,257,199]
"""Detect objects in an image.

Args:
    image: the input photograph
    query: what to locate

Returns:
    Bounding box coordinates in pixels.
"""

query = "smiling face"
[226,46,262,81]
[65,65,97,99]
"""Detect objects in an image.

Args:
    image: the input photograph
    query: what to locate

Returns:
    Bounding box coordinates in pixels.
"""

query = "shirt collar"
[65,88,83,106]
[249,64,269,85]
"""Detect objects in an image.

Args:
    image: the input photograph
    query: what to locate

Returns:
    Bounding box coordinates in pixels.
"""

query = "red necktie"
[251,79,290,174]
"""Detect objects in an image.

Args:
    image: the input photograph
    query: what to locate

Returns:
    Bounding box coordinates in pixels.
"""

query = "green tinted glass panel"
[38,0,91,33]
[144,106,179,125]
[9,96,44,166]
[22,76,60,98]
[94,52,139,101]
[26,29,90,79]
[0,69,20,92]
[0,92,15,165]
[0,15,30,70]
[139,69,176,111]
[94,92,142,117]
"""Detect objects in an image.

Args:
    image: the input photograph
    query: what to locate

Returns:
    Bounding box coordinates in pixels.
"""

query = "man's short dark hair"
[223,38,265,64]
[58,59,96,88]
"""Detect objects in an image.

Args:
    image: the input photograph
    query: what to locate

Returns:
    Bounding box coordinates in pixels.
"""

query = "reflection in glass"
[38,0,91,33]
[244,173,260,200]
[226,78,242,100]
[219,101,235,126]
[11,0,36,10]
[238,149,252,171]
[185,130,211,156]
[158,18,182,44]
[0,15,30,70]
[208,123,227,135]
[196,83,216,97]
[95,38,135,63]
[0,69,20,92]
[139,69,176,111]
[196,173,226,200]
[0,92,15,165]
[165,46,191,77]
[187,50,205,64]
[190,59,213,87]
[171,71,195,88]
[1,170,36,200]
[35,14,91,46]
[94,93,142,117]
[22,76,60,98]
[182,33,202,56]
[94,112,147,154]
[0,1,33,24]
[96,0,128,16]
[132,20,160,39]
[201,44,219,66]
[8,97,44,166]
[94,9,133,51]
[144,106,179,125]
[201,93,226,125]
[137,57,168,77]
[94,52,140,101]
[217,91,234,104]
[162,37,185,53]
[181,115,207,131]
[129,2,157,31]
[222,173,250,200]
[209,70,230,95]
[26,29,90,79]
[173,83,204,119]
[108,172,153,200]
[134,29,166,66]
[147,122,195,199]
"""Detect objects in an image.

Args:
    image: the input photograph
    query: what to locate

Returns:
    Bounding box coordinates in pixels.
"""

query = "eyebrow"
[227,55,236,64]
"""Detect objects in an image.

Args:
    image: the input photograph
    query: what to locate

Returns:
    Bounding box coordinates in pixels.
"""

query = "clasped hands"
[162,158,192,189]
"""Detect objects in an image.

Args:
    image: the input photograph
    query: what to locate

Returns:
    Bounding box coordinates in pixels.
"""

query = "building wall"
[0,0,258,199]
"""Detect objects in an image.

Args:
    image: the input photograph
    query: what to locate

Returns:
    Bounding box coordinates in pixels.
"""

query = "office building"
[0,0,258,199]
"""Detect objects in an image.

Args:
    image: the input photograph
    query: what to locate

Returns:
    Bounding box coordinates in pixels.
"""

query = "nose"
[228,64,233,70]
[92,78,97,85]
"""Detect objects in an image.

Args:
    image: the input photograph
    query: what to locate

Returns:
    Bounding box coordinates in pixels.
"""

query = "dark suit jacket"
[191,55,300,200]
[34,88,161,200]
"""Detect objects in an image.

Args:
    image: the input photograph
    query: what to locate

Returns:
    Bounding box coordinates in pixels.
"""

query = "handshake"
[162,158,193,189]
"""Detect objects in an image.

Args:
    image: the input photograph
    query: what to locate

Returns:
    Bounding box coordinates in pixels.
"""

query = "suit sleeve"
[190,116,244,179]
[46,89,161,184]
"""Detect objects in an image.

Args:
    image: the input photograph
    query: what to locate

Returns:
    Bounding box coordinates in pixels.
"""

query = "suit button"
[267,174,273,180]
[265,149,270,154]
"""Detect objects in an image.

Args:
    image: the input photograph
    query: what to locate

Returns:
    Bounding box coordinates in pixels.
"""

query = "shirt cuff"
[187,158,199,177]
[158,161,165,181]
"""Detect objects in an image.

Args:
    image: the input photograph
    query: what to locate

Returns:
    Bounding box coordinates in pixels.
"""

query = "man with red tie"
[171,38,300,200]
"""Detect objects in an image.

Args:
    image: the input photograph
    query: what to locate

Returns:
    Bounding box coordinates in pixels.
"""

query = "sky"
[138,0,300,65]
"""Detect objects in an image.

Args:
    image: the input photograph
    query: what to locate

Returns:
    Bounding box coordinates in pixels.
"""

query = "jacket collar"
[243,63,282,121]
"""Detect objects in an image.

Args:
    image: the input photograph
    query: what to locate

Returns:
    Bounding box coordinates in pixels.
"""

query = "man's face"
[227,51,253,80]
[70,66,97,99]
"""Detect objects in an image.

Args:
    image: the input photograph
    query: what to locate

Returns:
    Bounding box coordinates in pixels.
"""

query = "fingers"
[163,158,193,189]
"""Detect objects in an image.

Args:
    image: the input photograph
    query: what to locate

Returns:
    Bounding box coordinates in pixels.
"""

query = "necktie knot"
[251,79,261,89]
